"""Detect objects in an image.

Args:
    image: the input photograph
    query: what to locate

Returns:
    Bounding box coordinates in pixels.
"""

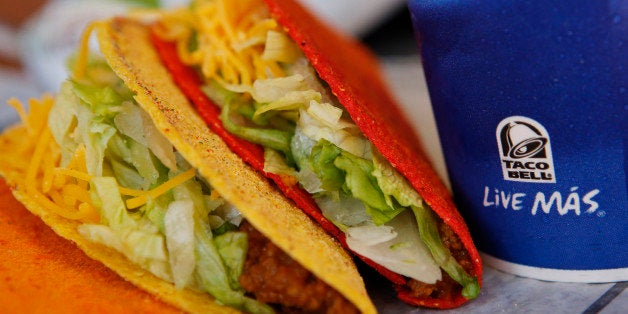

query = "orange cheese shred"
[3,90,199,225]
[126,168,196,209]
[74,22,101,80]
[158,0,282,87]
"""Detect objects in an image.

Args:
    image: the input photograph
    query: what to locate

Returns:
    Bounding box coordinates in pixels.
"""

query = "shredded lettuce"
[221,100,293,156]
[315,192,370,231]
[290,127,324,193]
[168,162,268,309]
[114,101,177,171]
[307,139,344,191]
[75,90,117,176]
[251,74,306,104]
[51,56,278,312]
[306,139,401,225]
[85,176,172,281]
[165,200,196,288]
[261,30,301,63]
[263,148,298,179]
[201,79,235,109]
[208,59,480,291]
[334,153,394,223]
[194,221,273,314]
[373,151,480,298]
[214,232,248,291]
[254,90,320,119]
[372,151,423,208]
[299,107,371,159]
[290,127,315,168]
[48,82,81,166]
[71,80,125,119]
[346,210,441,284]
[144,194,172,233]
[106,132,168,190]
[412,205,480,299]
[193,220,243,299]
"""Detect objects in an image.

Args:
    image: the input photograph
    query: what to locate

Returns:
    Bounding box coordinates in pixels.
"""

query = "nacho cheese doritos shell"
[0,179,181,313]
[0,13,376,314]
[146,0,482,309]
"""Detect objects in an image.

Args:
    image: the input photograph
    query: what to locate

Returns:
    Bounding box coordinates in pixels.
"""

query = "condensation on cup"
[408,0,627,282]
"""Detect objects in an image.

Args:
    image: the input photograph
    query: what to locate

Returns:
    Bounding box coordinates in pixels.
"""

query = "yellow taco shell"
[0,16,376,314]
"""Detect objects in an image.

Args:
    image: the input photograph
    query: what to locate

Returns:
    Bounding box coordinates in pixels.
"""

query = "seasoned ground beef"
[238,222,358,314]
[438,219,474,273]
[407,270,460,300]
[407,217,474,300]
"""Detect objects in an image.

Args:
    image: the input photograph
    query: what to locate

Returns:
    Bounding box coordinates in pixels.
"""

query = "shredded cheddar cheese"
[157,0,286,88]
[1,96,199,224]
[1,1,283,227]
[126,168,196,209]
[7,98,29,131]
[4,10,206,220]
[1,97,99,222]
[0,19,204,225]
[73,21,104,80]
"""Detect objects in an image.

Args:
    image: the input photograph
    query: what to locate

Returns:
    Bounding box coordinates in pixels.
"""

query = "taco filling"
[150,0,479,303]
[0,55,358,314]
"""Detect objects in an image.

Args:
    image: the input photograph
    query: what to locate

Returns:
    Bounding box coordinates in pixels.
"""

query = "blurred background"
[0,0,415,90]
[0,0,419,131]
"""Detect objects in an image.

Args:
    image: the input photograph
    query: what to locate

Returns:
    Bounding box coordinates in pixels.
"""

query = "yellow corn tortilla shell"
[95,17,377,313]
[0,174,223,313]
[0,130,233,312]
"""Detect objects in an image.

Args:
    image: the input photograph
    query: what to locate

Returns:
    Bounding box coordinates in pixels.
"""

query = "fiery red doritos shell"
[149,0,482,309]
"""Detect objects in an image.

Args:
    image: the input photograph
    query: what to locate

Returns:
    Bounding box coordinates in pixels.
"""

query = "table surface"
[0,5,625,314]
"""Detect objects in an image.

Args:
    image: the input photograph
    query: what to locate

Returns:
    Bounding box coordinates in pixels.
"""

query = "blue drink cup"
[408,0,627,282]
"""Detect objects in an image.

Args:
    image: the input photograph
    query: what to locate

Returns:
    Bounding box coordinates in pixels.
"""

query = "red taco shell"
[151,0,482,308]
[264,0,482,306]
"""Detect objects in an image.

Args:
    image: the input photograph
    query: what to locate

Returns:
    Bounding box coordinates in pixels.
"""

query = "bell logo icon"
[496,116,555,183]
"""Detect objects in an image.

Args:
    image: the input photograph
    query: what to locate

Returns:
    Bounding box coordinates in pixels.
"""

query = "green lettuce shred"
[412,206,480,299]
[221,100,293,156]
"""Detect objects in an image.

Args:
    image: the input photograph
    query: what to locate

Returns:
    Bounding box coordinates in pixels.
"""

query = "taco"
[0,15,376,314]
[139,0,483,309]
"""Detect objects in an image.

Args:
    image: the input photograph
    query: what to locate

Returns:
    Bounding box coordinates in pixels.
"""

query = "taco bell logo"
[496,116,555,183]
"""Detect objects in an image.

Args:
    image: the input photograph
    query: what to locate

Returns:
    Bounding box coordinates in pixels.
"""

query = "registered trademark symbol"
[596,211,606,218]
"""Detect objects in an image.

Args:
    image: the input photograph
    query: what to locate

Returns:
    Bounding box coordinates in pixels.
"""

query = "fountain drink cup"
[408,0,627,282]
